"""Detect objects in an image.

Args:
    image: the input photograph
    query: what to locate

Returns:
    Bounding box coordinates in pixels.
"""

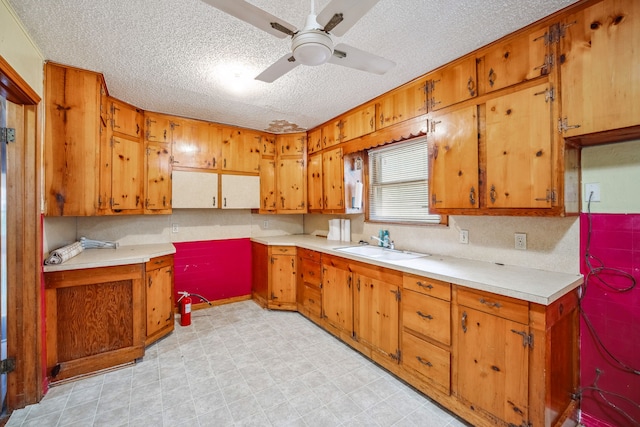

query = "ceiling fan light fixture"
[291,30,333,66]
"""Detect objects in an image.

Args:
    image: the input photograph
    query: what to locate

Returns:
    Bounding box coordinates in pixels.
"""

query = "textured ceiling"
[8,0,578,132]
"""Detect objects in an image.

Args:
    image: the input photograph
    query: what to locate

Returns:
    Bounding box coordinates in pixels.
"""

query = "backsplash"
[579,213,640,426]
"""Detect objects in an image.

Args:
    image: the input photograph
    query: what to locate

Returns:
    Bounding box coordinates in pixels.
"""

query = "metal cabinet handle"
[479,298,502,309]
[490,185,497,204]
[462,311,467,333]
[416,356,433,367]
[417,311,433,320]
[417,281,433,290]
[469,187,476,206]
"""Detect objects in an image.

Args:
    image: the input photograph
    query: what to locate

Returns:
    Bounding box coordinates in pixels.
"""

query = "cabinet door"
[277,133,306,156]
[307,153,323,212]
[261,134,276,156]
[145,142,172,212]
[44,63,103,216]
[429,56,477,111]
[111,135,144,212]
[354,274,400,360]
[110,97,142,139]
[339,104,376,142]
[146,263,174,342]
[321,121,339,148]
[429,105,479,209]
[480,27,549,94]
[457,307,529,426]
[486,83,553,208]
[322,147,344,211]
[260,157,276,212]
[378,78,428,129]
[172,170,218,208]
[307,128,322,154]
[144,112,172,143]
[221,175,260,209]
[321,261,353,333]
[278,158,306,212]
[221,128,261,173]
[271,254,296,306]
[559,0,640,137]
[172,119,220,169]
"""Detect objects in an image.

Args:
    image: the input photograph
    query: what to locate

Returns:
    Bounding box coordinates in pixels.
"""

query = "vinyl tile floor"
[7,300,470,427]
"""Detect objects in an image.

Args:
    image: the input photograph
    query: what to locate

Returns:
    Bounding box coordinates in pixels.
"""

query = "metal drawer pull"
[416,356,432,367]
[417,281,433,290]
[416,311,433,320]
[479,298,502,309]
[462,311,467,333]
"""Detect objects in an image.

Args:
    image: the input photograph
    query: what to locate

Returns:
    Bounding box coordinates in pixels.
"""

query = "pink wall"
[173,238,252,305]
[579,213,640,426]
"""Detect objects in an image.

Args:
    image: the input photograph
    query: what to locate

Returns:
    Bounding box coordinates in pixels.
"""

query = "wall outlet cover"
[515,233,527,250]
[459,229,469,244]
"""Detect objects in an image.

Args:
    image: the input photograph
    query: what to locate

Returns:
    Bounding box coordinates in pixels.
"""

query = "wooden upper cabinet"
[144,112,172,143]
[378,78,428,129]
[277,157,307,213]
[477,26,550,94]
[338,103,376,142]
[111,135,144,212]
[276,133,306,157]
[145,141,172,213]
[221,127,261,173]
[261,133,276,156]
[44,63,104,216]
[171,119,220,170]
[321,120,339,149]
[322,147,344,211]
[428,56,477,111]
[259,157,276,212]
[307,152,323,212]
[307,128,322,154]
[429,105,479,210]
[109,97,143,139]
[559,0,640,137]
[485,82,553,208]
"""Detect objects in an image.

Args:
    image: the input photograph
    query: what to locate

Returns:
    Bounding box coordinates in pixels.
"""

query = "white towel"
[44,241,84,265]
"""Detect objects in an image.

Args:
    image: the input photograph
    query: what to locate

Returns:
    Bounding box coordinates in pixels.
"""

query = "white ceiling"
[8,0,578,132]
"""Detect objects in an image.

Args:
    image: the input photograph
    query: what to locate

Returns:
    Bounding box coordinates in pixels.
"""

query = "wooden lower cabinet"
[321,255,353,334]
[145,255,175,346]
[44,264,146,383]
[297,248,322,322]
[251,243,297,310]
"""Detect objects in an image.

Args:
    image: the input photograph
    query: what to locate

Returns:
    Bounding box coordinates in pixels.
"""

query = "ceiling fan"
[201,0,396,82]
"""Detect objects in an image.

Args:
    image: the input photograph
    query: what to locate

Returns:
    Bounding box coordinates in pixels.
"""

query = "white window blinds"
[368,138,440,224]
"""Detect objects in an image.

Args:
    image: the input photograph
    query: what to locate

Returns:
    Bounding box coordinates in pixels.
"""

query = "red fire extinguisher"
[177,291,192,326]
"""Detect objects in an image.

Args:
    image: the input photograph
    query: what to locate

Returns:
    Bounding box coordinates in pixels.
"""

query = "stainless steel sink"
[336,245,429,261]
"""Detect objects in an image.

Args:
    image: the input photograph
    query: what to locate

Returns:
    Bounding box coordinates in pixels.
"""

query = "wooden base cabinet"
[145,255,174,346]
[251,243,297,310]
[296,248,322,322]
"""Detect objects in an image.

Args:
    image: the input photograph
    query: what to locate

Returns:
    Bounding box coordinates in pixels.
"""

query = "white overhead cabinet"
[171,170,218,208]
[221,175,260,209]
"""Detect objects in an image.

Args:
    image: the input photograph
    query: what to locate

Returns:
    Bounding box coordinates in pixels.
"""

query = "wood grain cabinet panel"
[307,152,323,212]
[145,255,174,345]
[171,119,220,170]
[110,135,144,212]
[307,127,322,154]
[378,78,428,129]
[402,290,451,346]
[321,256,353,334]
[145,141,172,213]
[251,243,297,311]
[110,97,143,139]
[144,112,172,144]
[428,56,477,111]
[322,147,344,212]
[338,103,376,142]
[259,157,276,212]
[559,0,640,138]
[402,331,451,395]
[221,127,261,173]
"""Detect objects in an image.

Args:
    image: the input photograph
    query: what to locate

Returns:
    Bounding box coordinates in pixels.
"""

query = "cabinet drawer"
[402,331,450,395]
[298,248,321,262]
[457,288,528,324]
[403,290,451,345]
[403,274,451,301]
[146,255,173,272]
[302,284,322,318]
[270,246,296,256]
[300,258,321,287]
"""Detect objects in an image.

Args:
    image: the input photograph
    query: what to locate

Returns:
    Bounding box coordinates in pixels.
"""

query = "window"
[368,138,440,224]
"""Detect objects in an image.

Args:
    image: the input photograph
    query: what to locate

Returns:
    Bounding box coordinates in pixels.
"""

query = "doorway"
[0,55,43,415]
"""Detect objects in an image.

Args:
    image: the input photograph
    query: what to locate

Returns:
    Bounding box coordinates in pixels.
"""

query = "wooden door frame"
[0,55,43,410]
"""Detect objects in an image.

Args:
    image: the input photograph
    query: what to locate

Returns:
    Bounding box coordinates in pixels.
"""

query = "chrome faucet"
[370,235,395,250]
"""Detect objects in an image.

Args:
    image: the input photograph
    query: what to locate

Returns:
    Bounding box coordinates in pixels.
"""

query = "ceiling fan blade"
[317,0,380,36]
[255,54,300,83]
[201,0,296,38]
[328,43,395,75]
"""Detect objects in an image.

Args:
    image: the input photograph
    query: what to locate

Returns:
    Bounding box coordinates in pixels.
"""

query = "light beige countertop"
[251,235,583,306]
[43,243,176,273]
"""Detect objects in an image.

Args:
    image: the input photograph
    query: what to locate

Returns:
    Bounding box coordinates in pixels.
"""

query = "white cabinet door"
[172,170,218,208]
[221,175,260,209]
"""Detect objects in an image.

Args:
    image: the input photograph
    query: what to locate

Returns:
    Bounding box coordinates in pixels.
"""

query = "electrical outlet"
[459,229,469,244]
[585,183,601,202]
[263,220,269,229]
[515,233,527,250]
[172,223,179,233]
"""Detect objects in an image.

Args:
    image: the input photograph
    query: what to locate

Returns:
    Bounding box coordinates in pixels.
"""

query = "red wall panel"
[579,213,640,427]
[173,238,252,304]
